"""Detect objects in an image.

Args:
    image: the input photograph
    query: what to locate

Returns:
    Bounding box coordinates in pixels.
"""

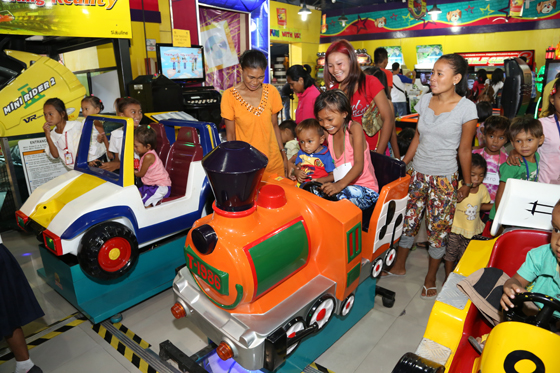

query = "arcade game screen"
[157,45,205,82]
[545,61,560,85]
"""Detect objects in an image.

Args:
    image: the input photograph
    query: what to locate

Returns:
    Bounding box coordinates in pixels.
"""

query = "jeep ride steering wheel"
[504,292,560,330]
[300,181,338,202]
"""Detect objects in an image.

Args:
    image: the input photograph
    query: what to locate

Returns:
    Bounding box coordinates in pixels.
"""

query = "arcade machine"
[501,57,533,119]
[155,43,222,128]
[315,52,326,88]
[394,64,432,129]
[356,49,372,69]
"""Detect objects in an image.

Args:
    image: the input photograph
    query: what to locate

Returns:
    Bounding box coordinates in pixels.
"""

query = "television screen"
[545,61,560,86]
[156,44,205,83]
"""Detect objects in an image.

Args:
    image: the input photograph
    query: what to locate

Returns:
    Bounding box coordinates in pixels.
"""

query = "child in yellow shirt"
[444,154,493,279]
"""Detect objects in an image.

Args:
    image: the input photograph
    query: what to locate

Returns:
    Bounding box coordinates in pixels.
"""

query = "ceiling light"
[338,14,348,27]
[427,3,442,21]
[298,1,312,21]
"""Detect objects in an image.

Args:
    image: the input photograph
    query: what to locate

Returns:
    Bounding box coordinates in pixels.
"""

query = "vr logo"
[23,114,37,123]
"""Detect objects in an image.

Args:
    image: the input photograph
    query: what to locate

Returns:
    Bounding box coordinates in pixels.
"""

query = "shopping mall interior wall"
[270,1,321,75]
[64,0,172,78]
[319,29,558,71]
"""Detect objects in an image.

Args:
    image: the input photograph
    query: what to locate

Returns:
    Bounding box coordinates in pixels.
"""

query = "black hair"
[279,119,297,138]
[239,49,267,71]
[471,153,487,177]
[314,89,352,128]
[509,115,544,141]
[519,56,527,63]
[286,64,316,90]
[476,101,493,123]
[82,95,104,112]
[397,128,415,157]
[543,78,560,117]
[296,118,325,138]
[364,66,389,99]
[134,125,157,150]
[374,47,388,65]
[115,97,141,115]
[476,69,487,83]
[491,68,504,86]
[392,62,400,72]
[483,115,510,136]
[437,54,469,97]
[44,98,68,121]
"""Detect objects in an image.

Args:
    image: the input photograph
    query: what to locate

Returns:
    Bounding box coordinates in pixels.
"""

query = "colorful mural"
[321,0,560,43]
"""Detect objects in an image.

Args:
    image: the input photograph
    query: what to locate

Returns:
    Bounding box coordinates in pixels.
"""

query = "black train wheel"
[78,222,139,281]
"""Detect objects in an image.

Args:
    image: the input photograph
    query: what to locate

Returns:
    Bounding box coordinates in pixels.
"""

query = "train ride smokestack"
[202,141,268,212]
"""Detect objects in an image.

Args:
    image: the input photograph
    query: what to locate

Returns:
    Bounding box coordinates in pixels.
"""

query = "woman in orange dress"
[221,50,287,177]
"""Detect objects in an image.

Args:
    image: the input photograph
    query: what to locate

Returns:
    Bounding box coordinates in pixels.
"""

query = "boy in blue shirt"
[291,118,335,184]
[501,199,560,315]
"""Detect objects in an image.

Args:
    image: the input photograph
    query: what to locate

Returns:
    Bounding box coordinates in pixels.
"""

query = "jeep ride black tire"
[78,222,139,280]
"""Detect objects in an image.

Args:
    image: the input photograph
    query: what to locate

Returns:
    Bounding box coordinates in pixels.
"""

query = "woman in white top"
[485,68,504,105]
[43,98,83,170]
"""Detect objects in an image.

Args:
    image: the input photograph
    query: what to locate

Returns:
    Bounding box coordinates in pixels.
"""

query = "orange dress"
[221,84,284,176]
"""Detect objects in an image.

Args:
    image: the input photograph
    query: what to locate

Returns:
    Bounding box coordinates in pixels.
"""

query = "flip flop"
[420,285,438,300]
[381,270,406,277]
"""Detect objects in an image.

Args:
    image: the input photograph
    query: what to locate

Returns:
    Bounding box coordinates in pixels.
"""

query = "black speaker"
[502,58,532,119]
[128,75,183,113]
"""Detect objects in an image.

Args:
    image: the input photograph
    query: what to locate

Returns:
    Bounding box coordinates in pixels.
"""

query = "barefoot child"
[314,89,379,210]
[134,125,171,207]
[444,154,492,278]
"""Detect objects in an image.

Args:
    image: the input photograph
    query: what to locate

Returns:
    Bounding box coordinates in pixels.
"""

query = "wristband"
[464,183,473,188]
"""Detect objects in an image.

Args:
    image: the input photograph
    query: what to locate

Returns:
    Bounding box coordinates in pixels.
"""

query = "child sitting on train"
[291,118,335,184]
[279,119,299,161]
[313,89,380,210]
[489,116,544,223]
[134,125,171,207]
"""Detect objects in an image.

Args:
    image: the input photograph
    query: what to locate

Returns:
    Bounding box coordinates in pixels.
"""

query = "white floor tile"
[316,310,397,373]
[354,317,427,373]
[49,344,131,373]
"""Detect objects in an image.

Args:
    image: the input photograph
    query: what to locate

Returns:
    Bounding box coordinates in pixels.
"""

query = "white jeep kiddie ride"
[17,114,219,280]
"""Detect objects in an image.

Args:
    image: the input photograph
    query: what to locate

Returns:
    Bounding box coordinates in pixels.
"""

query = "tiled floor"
[0,230,445,373]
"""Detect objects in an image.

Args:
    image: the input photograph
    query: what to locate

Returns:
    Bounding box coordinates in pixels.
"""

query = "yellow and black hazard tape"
[0,313,87,365]
[303,362,337,373]
[92,322,155,373]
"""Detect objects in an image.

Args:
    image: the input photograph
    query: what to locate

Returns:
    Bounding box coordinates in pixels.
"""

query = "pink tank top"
[328,126,379,193]
[140,150,172,187]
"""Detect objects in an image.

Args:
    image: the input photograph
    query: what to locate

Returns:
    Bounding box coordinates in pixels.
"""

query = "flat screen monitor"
[156,44,206,84]
[417,69,431,86]
[545,61,560,86]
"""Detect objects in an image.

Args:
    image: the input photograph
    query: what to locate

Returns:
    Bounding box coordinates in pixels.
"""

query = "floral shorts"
[402,171,458,253]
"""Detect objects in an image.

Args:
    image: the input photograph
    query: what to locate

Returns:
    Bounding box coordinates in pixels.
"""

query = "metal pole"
[113,38,134,97]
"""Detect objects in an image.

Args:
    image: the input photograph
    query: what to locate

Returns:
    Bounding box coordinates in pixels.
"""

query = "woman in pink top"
[313,89,379,210]
[287,64,321,124]
[134,125,172,207]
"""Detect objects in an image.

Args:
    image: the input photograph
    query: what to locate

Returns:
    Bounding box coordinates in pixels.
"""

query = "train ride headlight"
[192,224,218,255]
[216,341,234,361]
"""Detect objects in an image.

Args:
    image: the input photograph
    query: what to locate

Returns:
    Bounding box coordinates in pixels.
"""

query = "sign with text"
[173,29,191,47]
[270,28,302,41]
[277,8,287,26]
[457,50,534,67]
[0,0,131,38]
[19,138,68,195]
